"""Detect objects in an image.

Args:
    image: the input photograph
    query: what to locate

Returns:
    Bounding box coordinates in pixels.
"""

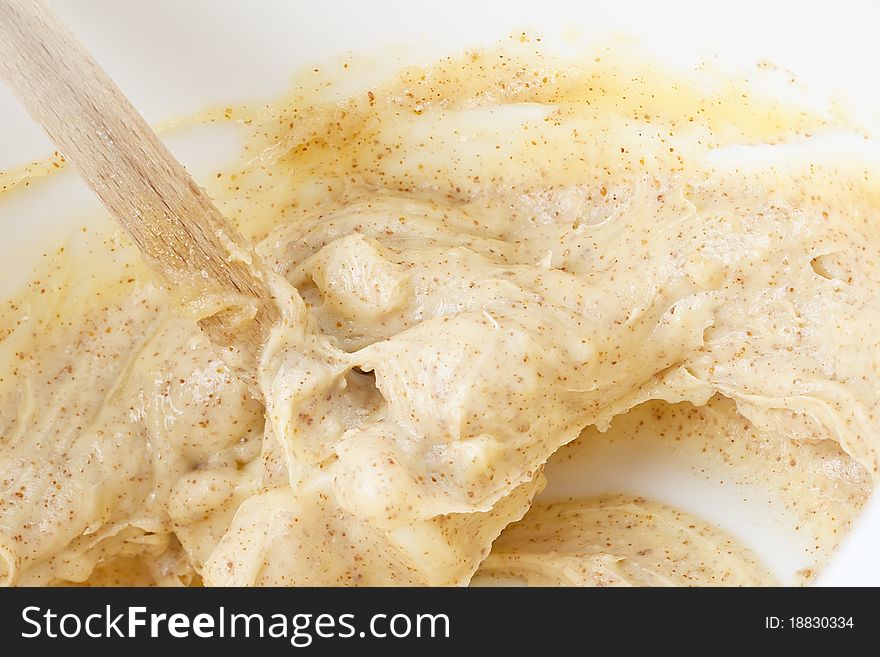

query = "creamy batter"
[0,41,878,586]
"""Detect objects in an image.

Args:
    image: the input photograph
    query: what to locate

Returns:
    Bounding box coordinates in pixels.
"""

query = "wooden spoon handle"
[0,0,278,379]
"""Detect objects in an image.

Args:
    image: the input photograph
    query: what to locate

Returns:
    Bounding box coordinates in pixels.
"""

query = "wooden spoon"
[0,0,279,387]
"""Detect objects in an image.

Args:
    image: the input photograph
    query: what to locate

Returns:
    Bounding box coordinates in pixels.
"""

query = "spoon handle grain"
[0,0,278,380]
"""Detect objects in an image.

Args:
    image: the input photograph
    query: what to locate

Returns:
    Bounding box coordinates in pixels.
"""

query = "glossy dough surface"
[0,43,876,586]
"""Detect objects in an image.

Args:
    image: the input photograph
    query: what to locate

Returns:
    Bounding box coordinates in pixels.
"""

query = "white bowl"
[1,0,877,586]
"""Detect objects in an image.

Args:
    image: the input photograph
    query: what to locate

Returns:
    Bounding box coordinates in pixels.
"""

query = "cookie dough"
[0,42,877,586]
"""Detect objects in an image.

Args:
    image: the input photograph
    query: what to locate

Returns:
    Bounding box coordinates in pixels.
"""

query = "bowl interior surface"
[1,0,878,585]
